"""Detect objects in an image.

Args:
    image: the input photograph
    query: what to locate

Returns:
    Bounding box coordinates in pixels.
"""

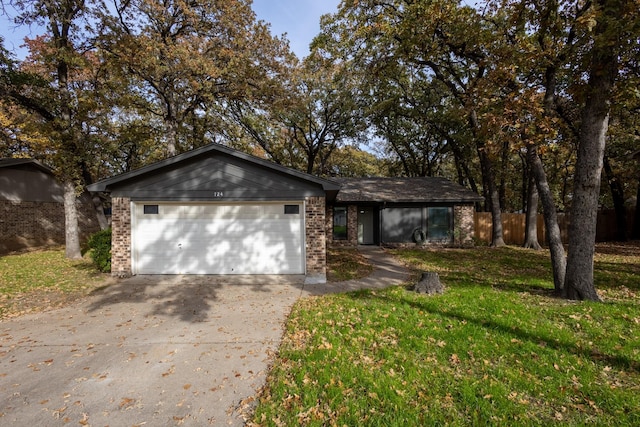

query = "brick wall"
[305,196,326,282]
[0,198,100,253]
[326,204,359,247]
[454,204,475,247]
[111,197,132,277]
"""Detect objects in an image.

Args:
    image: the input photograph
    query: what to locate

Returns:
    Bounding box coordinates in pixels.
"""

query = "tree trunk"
[633,175,640,239]
[528,145,566,293]
[498,138,510,211]
[523,172,542,250]
[91,193,110,230]
[448,135,479,196]
[166,115,179,157]
[564,0,619,301]
[471,111,504,247]
[520,152,528,213]
[603,155,627,241]
[80,163,109,230]
[56,27,84,260]
[478,148,505,247]
[63,181,82,259]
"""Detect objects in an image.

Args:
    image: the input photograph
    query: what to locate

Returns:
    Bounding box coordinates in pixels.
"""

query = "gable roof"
[0,158,54,174]
[87,143,341,196]
[335,177,482,204]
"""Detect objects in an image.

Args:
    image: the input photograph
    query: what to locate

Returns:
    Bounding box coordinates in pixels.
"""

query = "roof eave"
[0,158,54,174]
[336,200,481,204]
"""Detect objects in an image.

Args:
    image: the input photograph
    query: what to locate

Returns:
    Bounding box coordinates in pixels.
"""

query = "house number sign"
[213,191,224,198]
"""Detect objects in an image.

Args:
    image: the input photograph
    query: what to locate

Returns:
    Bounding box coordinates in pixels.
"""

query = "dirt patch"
[327,248,375,282]
[595,240,640,256]
[0,280,110,320]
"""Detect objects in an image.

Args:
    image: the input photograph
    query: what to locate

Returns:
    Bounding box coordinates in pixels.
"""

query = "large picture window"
[427,207,452,241]
[333,207,348,240]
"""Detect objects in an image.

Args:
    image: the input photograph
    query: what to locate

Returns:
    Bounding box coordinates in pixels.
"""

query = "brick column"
[305,196,326,284]
[347,205,358,246]
[111,197,132,276]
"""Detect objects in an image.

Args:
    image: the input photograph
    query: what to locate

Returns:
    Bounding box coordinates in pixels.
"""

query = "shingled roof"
[0,158,53,173]
[334,177,482,203]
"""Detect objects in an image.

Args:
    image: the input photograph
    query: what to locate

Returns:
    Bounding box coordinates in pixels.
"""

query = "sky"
[0,0,341,60]
[252,0,341,58]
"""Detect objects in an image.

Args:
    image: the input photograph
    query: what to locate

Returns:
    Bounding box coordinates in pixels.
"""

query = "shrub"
[87,228,112,273]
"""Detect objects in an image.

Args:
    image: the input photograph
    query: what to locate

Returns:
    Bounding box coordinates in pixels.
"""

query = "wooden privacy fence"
[474,208,636,245]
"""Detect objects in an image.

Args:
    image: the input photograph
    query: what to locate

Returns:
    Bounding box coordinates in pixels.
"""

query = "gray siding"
[381,206,454,243]
[381,207,423,243]
[0,166,64,203]
[110,153,326,200]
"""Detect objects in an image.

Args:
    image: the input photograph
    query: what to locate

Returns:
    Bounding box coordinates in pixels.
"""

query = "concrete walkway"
[301,245,411,296]
[0,247,410,426]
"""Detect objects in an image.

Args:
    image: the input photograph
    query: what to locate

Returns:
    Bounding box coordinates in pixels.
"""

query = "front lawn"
[252,244,640,426]
[0,248,107,319]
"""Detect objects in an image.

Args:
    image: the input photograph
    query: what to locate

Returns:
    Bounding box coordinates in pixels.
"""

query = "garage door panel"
[133,203,304,275]
[135,218,183,264]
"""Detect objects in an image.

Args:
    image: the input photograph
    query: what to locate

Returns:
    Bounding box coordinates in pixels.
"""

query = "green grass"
[0,248,106,318]
[252,245,640,426]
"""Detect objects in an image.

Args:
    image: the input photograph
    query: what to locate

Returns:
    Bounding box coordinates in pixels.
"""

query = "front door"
[358,207,375,245]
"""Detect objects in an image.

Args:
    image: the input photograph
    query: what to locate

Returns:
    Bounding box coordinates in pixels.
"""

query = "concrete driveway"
[0,275,306,426]
[0,247,410,426]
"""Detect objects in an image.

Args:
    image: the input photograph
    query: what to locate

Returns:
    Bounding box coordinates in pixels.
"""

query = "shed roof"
[0,158,53,174]
[335,177,482,204]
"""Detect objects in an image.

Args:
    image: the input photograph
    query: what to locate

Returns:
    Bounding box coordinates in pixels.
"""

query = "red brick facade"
[305,196,327,282]
[0,199,100,254]
[110,197,132,277]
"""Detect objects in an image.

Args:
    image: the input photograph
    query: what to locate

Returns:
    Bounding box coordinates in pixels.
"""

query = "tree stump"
[413,272,444,295]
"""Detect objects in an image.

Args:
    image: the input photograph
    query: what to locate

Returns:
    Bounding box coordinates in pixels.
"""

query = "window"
[333,206,348,240]
[143,204,159,214]
[284,204,300,214]
[427,207,452,240]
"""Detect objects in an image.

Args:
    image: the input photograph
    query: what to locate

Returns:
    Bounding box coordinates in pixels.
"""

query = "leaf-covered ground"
[326,247,374,282]
[0,248,108,319]
[251,243,640,426]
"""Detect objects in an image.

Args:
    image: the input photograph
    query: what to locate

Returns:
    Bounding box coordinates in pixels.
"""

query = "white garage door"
[133,202,305,275]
